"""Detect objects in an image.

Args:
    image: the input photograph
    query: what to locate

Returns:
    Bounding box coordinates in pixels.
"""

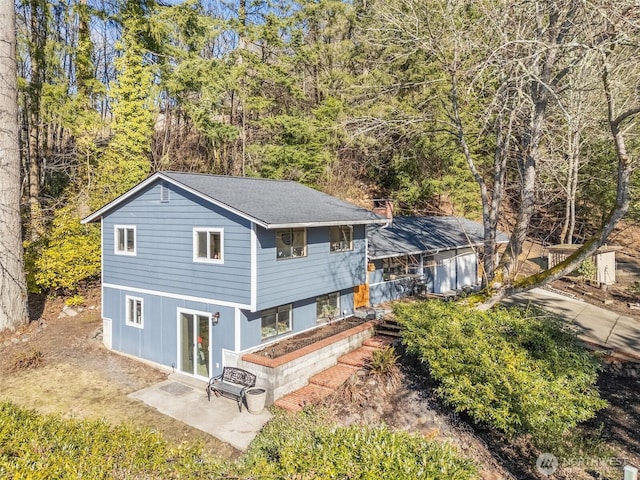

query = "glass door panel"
[179,312,194,375]
[196,314,210,378]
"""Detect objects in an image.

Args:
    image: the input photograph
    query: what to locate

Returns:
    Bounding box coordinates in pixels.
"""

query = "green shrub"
[242,408,478,479]
[395,301,606,447]
[0,403,477,479]
[65,295,85,307]
[576,258,597,282]
[0,402,227,479]
[27,206,101,293]
[369,346,401,388]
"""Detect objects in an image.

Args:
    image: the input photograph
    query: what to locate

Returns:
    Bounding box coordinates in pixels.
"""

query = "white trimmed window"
[193,228,223,263]
[126,296,143,328]
[276,228,306,259]
[261,304,292,339]
[317,292,340,322]
[115,225,136,255]
[330,225,353,252]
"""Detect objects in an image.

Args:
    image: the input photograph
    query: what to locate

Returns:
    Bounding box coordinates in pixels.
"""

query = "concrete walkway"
[129,373,271,451]
[506,287,640,359]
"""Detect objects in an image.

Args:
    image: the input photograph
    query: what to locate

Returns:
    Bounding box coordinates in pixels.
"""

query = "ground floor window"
[261,304,292,339]
[317,292,340,322]
[126,296,143,328]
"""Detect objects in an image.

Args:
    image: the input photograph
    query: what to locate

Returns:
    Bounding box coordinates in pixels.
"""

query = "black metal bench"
[206,367,256,412]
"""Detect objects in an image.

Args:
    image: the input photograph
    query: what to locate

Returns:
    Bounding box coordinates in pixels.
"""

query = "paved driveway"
[506,287,640,359]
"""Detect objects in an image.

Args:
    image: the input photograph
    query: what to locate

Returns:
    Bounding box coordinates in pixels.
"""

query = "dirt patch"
[0,290,240,460]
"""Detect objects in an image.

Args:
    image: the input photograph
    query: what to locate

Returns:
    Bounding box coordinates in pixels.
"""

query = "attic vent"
[160,182,169,202]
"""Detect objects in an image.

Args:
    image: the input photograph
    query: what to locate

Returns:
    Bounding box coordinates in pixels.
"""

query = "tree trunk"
[27,0,46,240]
[0,0,29,331]
[560,127,579,244]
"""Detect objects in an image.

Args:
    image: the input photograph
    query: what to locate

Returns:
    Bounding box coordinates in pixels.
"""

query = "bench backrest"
[222,367,256,387]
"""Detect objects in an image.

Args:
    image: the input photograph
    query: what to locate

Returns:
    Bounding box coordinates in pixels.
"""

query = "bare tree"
[0,0,29,331]
[361,0,640,304]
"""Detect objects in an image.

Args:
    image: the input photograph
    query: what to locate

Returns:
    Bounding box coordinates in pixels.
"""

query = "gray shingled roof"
[367,216,509,259]
[82,171,387,228]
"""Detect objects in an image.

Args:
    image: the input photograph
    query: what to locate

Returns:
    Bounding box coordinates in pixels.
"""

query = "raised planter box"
[231,321,376,406]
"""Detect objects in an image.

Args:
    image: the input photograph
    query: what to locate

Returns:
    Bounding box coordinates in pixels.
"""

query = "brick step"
[309,363,359,389]
[273,338,397,412]
[377,322,402,330]
[375,329,403,338]
[338,345,377,367]
[273,384,334,412]
[362,335,397,349]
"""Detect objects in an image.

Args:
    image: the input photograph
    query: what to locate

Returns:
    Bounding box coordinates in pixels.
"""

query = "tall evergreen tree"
[94,0,157,206]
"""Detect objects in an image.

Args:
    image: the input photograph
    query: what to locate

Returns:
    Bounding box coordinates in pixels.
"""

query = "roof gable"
[82,172,387,228]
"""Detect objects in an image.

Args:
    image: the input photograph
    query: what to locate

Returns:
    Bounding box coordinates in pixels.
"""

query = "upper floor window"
[276,228,306,259]
[193,228,223,263]
[115,225,136,255]
[261,304,292,339]
[126,295,143,328]
[330,225,353,252]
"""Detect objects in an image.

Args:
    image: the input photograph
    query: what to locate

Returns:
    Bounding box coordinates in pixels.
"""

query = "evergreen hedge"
[0,403,478,479]
[395,301,606,447]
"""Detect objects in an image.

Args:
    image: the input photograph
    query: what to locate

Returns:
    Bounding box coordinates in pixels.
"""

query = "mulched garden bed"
[253,317,366,359]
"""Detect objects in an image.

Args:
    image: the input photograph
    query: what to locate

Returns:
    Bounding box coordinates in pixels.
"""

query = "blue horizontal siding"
[240,288,355,350]
[254,225,366,310]
[369,281,407,305]
[102,180,252,306]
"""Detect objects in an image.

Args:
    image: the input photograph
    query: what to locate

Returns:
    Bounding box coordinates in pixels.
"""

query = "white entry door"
[178,310,210,379]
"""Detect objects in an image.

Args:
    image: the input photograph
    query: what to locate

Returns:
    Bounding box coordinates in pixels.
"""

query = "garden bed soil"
[252,317,366,358]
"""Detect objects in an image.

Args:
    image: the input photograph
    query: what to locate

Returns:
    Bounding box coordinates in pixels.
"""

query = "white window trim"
[317,292,340,322]
[193,227,224,264]
[114,225,137,256]
[125,295,144,329]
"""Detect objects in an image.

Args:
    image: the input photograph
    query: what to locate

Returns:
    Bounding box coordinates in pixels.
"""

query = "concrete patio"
[129,373,272,451]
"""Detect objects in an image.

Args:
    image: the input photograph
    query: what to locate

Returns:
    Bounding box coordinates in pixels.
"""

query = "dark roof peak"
[83,171,388,228]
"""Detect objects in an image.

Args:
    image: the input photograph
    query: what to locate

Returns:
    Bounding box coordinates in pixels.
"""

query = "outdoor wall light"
[212,312,220,325]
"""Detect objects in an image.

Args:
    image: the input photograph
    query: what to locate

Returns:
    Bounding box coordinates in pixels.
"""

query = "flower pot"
[245,387,267,414]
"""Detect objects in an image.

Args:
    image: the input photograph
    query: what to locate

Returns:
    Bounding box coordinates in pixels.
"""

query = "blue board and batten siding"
[102,180,252,306]
[103,287,235,374]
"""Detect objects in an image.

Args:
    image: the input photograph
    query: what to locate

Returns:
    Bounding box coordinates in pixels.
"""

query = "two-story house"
[82,172,387,382]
